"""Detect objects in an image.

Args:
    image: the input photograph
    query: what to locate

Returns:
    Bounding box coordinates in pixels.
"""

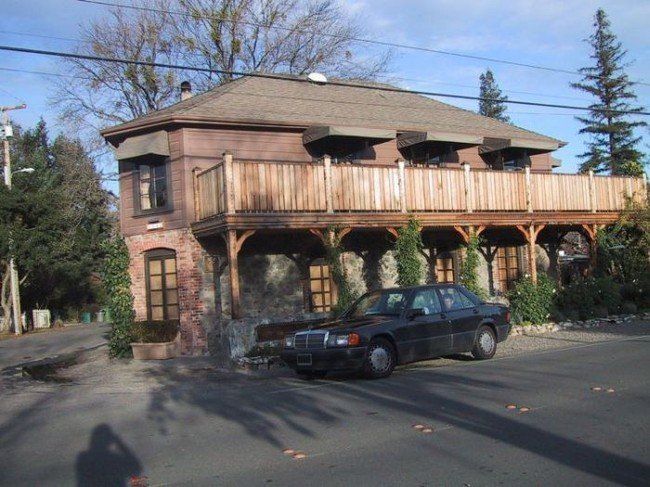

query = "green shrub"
[594,276,622,313]
[325,227,358,317]
[394,217,424,287]
[460,233,488,300]
[507,274,556,325]
[131,320,179,343]
[556,279,597,320]
[621,301,637,314]
[100,237,135,357]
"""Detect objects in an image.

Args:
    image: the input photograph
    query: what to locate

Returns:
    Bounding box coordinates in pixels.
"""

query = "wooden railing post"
[223,151,235,214]
[524,166,533,213]
[192,167,201,221]
[588,170,596,213]
[397,159,407,213]
[462,162,473,213]
[323,154,333,213]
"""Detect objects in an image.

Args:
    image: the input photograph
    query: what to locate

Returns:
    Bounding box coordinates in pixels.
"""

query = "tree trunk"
[0,262,12,332]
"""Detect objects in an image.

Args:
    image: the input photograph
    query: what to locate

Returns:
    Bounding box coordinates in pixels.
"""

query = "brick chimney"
[180,81,193,101]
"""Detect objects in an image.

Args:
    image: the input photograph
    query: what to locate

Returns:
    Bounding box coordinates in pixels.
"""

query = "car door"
[437,286,482,352]
[404,288,452,361]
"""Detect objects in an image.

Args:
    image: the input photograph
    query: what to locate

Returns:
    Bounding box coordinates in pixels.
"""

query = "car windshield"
[345,290,410,318]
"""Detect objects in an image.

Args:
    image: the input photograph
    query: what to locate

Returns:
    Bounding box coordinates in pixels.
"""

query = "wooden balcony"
[192,155,646,236]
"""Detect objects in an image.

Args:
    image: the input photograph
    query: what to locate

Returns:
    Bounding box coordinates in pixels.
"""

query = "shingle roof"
[102,75,564,147]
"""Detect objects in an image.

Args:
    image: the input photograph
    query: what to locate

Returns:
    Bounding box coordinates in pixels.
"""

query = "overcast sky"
[1,0,648,175]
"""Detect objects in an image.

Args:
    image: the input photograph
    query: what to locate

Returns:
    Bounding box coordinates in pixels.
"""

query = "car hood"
[305,315,396,333]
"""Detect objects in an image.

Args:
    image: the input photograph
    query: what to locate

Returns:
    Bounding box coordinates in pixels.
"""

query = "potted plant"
[130,320,181,360]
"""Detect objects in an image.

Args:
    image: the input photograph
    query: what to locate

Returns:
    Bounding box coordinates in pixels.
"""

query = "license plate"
[297,354,312,366]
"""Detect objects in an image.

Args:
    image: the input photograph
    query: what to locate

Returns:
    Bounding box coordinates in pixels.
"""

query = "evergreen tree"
[572,9,646,176]
[479,69,510,122]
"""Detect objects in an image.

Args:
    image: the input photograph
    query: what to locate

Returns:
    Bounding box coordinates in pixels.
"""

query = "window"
[410,289,442,315]
[309,262,332,312]
[497,246,521,292]
[435,252,456,283]
[145,249,179,321]
[439,286,475,311]
[136,159,169,213]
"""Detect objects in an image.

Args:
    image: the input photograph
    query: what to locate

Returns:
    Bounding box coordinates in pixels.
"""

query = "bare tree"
[54,0,186,130]
[175,0,391,89]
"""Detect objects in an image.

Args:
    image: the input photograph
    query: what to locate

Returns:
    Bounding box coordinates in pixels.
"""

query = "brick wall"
[126,228,216,355]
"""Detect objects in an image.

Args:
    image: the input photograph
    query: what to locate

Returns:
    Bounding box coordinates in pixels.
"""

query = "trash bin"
[82,312,92,324]
[102,308,111,323]
[96,311,105,323]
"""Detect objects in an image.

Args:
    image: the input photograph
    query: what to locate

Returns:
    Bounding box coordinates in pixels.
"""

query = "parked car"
[281,284,511,379]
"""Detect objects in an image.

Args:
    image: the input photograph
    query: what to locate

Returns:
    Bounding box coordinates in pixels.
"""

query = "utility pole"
[2,103,27,335]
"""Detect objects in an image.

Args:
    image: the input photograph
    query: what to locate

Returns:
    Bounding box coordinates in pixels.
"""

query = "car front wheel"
[363,338,396,379]
[472,325,497,360]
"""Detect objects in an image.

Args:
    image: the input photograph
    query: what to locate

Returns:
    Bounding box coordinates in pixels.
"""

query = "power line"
[1,44,649,116]
[76,0,650,88]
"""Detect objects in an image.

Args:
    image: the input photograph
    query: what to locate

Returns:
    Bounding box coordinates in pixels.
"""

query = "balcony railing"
[194,155,646,221]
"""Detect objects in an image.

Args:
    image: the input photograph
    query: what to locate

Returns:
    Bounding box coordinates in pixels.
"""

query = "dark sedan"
[281,284,511,379]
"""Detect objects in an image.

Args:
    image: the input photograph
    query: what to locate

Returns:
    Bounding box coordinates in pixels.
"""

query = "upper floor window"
[133,157,172,213]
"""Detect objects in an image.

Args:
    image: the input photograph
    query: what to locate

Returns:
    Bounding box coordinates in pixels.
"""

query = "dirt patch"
[22,353,79,382]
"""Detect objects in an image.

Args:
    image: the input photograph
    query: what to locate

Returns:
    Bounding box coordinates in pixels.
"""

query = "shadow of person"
[76,424,142,487]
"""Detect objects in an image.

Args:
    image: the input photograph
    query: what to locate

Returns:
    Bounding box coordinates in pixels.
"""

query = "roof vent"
[307,72,328,85]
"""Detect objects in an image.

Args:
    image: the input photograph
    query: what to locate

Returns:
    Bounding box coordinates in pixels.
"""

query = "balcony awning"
[303,125,396,145]
[397,131,483,150]
[113,130,170,160]
[479,137,560,155]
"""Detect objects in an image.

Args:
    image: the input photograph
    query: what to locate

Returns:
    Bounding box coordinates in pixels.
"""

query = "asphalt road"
[0,323,109,370]
[1,330,648,486]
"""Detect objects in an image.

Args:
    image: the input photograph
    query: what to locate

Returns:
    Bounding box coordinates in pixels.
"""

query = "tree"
[55,0,390,131]
[0,121,114,331]
[571,9,647,176]
[394,217,423,287]
[478,69,510,122]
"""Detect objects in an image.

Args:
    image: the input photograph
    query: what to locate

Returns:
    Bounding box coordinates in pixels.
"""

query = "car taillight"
[348,333,360,346]
[505,311,511,323]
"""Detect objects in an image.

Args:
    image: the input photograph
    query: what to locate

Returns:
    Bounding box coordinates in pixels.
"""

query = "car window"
[439,287,475,310]
[410,289,442,315]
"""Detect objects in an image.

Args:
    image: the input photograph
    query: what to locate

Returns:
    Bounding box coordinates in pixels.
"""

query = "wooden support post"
[397,159,407,213]
[453,225,471,244]
[516,224,545,284]
[226,229,241,319]
[588,170,596,213]
[192,167,201,221]
[581,223,602,274]
[323,154,333,213]
[223,151,235,214]
[462,162,473,213]
[386,227,399,240]
[224,229,256,319]
[524,166,533,213]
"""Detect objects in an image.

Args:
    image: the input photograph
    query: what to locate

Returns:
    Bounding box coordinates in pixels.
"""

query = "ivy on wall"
[394,217,424,287]
[101,237,136,357]
[324,227,357,316]
[460,233,488,300]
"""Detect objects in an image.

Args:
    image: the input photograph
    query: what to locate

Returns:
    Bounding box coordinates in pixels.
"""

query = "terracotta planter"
[130,333,181,360]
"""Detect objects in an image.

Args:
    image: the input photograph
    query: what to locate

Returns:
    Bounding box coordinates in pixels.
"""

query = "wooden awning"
[302,125,396,145]
[480,137,560,155]
[113,130,170,160]
[397,131,482,150]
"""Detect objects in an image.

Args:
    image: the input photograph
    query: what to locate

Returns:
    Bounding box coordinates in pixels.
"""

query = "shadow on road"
[75,424,142,487]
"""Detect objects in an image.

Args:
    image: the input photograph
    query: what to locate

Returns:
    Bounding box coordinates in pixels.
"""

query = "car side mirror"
[406,308,425,320]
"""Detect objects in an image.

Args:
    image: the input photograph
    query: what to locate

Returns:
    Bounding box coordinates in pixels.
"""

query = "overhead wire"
[1,44,649,116]
[75,0,650,88]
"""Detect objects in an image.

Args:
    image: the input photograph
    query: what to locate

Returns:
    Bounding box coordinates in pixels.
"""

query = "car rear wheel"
[363,338,396,379]
[472,325,497,360]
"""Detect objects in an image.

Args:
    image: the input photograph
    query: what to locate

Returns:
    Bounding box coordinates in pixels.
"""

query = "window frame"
[144,248,179,321]
[130,156,173,216]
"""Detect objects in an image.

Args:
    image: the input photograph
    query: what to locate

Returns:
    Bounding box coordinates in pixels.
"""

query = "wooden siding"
[195,159,646,220]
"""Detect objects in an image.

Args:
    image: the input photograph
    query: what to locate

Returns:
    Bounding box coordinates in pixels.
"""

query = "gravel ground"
[4,317,648,390]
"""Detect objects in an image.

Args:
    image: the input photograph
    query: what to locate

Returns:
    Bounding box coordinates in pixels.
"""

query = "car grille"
[294,331,327,349]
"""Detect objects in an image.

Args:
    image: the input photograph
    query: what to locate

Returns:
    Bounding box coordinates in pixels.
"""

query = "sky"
[1,0,649,177]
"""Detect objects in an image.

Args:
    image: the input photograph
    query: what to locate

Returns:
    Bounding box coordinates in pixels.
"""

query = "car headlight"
[284,335,295,348]
[327,333,360,347]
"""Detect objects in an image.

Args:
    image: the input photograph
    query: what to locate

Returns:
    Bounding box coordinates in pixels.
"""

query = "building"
[101,75,645,357]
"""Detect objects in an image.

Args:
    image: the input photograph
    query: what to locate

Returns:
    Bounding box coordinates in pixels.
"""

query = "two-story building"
[101,75,645,356]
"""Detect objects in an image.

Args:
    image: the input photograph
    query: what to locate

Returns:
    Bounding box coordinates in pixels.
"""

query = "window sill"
[132,208,175,219]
